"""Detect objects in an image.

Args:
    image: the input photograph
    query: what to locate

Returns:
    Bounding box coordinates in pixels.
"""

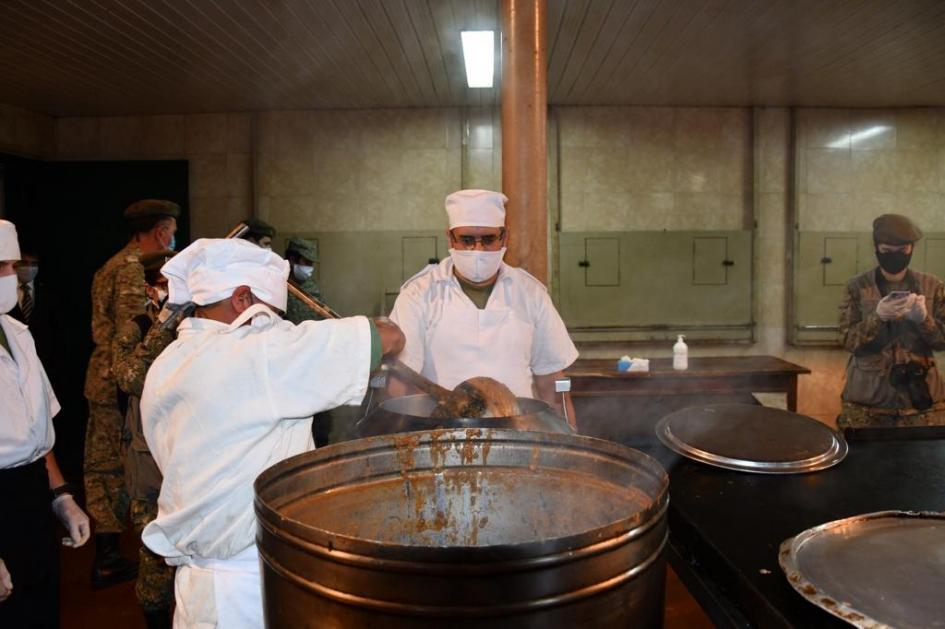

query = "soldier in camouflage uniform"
[113,250,176,629]
[838,214,945,428]
[239,217,276,250]
[84,199,179,588]
[284,236,324,324]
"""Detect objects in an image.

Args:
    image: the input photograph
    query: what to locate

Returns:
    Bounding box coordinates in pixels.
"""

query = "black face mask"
[876,248,912,274]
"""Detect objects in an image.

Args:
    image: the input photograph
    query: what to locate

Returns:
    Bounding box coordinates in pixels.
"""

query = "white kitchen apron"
[424,301,535,398]
[173,545,262,629]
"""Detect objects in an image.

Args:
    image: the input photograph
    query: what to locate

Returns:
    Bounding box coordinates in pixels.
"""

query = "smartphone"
[887,291,912,300]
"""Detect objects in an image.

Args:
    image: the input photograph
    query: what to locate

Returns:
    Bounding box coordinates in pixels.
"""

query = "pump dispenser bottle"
[673,334,688,370]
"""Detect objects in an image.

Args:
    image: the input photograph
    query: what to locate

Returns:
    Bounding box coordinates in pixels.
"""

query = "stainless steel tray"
[654,403,847,474]
[779,511,945,628]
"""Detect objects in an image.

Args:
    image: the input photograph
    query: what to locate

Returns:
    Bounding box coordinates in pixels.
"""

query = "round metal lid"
[655,403,847,474]
[779,511,945,628]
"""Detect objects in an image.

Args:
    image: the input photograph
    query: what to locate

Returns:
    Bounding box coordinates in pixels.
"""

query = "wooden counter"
[566,355,811,412]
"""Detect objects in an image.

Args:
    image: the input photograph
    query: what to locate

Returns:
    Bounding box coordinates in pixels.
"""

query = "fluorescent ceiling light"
[827,125,891,149]
[461,30,494,88]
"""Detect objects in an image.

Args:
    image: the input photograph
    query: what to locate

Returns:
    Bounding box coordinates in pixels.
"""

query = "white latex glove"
[906,294,928,323]
[51,494,91,548]
[876,293,915,320]
[0,558,12,602]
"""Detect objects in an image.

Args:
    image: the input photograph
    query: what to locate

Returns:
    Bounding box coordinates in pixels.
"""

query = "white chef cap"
[445,189,507,229]
[0,220,21,261]
[162,238,289,311]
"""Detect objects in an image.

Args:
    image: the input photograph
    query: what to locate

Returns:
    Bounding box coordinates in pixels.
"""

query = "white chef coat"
[140,307,371,628]
[0,314,58,469]
[389,258,578,397]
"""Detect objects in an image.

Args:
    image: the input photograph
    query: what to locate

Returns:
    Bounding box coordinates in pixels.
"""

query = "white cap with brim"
[0,220,21,261]
[162,238,289,311]
[446,189,507,229]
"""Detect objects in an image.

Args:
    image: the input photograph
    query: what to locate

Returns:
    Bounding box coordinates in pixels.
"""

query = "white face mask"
[449,247,506,283]
[225,302,279,332]
[0,275,17,314]
[293,263,314,282]
[16,264,38,284]
[155,287,169,305]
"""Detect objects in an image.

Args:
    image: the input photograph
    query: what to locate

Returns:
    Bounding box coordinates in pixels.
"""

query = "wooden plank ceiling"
[0,0,944,117]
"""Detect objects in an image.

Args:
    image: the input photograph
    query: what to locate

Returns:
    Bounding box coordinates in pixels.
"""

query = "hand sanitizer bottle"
[673,334,688,370]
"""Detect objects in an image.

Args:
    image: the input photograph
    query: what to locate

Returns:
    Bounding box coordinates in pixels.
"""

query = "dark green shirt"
[457,277,495,310]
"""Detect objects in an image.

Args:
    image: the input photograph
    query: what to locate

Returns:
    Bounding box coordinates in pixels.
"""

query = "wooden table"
[566,355,811,412]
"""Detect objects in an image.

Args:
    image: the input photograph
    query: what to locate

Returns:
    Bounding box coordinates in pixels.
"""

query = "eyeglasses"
[451,229,506,250]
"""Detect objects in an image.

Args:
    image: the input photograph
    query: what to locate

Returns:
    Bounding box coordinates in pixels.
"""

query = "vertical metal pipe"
[501,0,547,283]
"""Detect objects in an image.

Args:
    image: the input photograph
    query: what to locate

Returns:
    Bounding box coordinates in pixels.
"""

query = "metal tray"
[779,511,945,628]
[654,403,847,474]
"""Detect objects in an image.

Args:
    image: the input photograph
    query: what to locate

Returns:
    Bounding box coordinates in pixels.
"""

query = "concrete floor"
[59,531,713,628]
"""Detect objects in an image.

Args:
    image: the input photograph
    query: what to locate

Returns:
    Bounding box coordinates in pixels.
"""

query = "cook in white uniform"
[389,189,579,424]
[140,238,403,628]
[0,220,90,627]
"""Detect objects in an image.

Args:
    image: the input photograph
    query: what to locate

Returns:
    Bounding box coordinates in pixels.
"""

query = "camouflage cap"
[873,214,923,245]
[139,249,177,273]
[286,236,317,262]
[124,199,181,221]
[242,218,276,239]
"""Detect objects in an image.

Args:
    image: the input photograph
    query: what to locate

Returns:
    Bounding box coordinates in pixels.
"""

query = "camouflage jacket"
[286,275,323,324]
[839,268,945,408]
[84,242,147,403]
[113,310,173,501]
[113,309,175,398]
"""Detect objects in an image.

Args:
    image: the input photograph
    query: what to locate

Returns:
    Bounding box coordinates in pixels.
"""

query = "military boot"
[90,532,138,589]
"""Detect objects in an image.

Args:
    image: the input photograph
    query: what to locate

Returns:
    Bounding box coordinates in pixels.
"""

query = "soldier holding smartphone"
[838,214,945,428]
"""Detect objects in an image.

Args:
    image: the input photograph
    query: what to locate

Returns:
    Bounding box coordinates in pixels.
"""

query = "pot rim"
[254,428,669,563]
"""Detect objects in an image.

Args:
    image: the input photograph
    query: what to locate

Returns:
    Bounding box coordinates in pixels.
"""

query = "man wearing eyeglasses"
[389,189,578,425]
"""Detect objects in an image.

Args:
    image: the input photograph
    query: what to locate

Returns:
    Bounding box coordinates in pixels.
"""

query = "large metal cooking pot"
[255,428,668,628]
[353,393,574,438]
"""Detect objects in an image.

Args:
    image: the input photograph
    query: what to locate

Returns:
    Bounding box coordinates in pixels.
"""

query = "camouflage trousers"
[131,498,175,612]
[837,401,945,428]
[84,401,129,533]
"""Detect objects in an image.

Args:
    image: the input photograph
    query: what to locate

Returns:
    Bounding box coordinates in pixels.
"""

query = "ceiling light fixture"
[827,125,892,149]
[461,30,494,88]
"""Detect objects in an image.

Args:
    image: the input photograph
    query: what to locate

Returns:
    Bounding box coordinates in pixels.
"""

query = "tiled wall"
[0,103,55,158]
[798,108,945,231]
[256,107,500,233]
[259,109,454,232]
[556,107,752,231]
[56,113,254,238]
[55,108,501,237]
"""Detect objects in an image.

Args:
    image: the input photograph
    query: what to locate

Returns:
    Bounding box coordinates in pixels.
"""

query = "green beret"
[139,250,176,273]
[286,236,317,262]
[873,214,923,245]
[124,199,181,221]
[242,218,276,239]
